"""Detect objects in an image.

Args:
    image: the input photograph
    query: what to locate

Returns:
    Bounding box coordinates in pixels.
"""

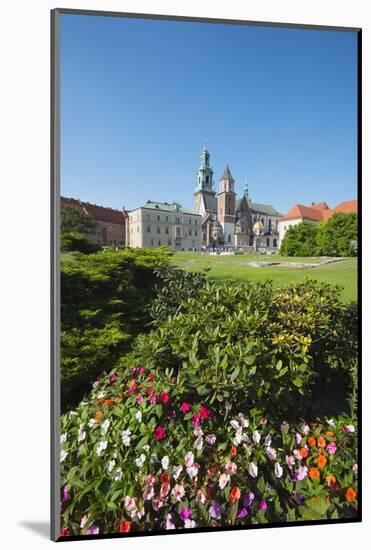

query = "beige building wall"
[127,207,202,250]
[277,217,317,247]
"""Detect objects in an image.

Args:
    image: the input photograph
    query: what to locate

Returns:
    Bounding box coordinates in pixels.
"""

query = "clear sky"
[60,13,358,214]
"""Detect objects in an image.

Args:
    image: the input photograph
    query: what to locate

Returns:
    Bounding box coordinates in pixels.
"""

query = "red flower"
[60,528,69,536]
[119,520,131,533]
[147,374,155,382]
[155,426,166,441]
[229,486,241,504]
[161,473,170,484]
[180,402,190,413]
[199,405,210,419]
[160,392,170,404]
[146,386,154,395]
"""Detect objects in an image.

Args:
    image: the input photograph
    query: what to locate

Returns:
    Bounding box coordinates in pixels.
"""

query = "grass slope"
[172,252,357,302]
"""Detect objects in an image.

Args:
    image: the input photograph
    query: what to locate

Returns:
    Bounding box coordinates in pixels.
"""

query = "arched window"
[273,238,277,248]
[266,238,270,247]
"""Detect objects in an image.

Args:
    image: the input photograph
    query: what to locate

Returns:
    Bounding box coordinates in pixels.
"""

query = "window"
[195,219,198,224]
[168,239,171,246]
[137,227,139,233]
[188,229,192,236]
[284,226,287,231]
[176,217,180,224]
[206,175,209,184]
[266,238,270,246]
[157,226,161,234]
[165,227,169,234]
[273,239,277,247]
[189,219,192,224]
[195,230,198,236]
[151,239,154,246]
[147,226,151,233]
[228,208,231,214]
[228,235,231,243]
[165,216,168,222]
[157,215,161,221]
[158,240,161,246]
[176,227,181,237]
[147,213,150,220]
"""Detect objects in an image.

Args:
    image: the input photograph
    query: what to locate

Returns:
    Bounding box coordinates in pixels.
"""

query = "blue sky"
[60,14,358,214]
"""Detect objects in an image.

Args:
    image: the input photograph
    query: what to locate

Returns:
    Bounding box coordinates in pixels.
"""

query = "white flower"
[264,434,272,447]
[194,435,203,451]
[101,419,110,435]
[121,429,131,447]
[97,391,106,398]
[80,514,89,529]
[327,418,336,428]
[218,472,230,489]
[266,447,277,461]
[233,426,243,446]
[248,462,258,478]
[230,420,240,430]
[60,433,67,444]
[96,440,108,456]
[172,465,183,480]
[60,449,68,463]
[106,459,116,473]
[345,424,355,433]
[135,453,146,468]
[80,401,88,407]
[78,430,86,443]
[184,519,196,529]
[238,413,249,428]
[205,434,216,445]
[301,424,310,435]
[143,444,150,453]
[161,456,169,470]
[274,462,283,478]
[135,411,142,423]
[69,411,77,416]
[186,464,199,479]
[88,418,96,428]
[252,431,261,444]
[113,468,122,481]
[194,426,203,437]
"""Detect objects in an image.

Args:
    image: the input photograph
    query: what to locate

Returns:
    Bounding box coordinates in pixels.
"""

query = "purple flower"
[209,501,222,520]
[237,507,249,519]
[86,525,99,535]
[295,432,302,445]
[62,485,69,502]
[295,493,305,504]
[242,492,255,507]
[179,507,192,521]
[295,465,308,481]
[285,455,295,469]
[326,442,337,455]
[258,501,268,511]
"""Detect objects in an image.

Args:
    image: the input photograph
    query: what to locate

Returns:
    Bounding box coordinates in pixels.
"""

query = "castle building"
[194,146,282,250]
[126,201,202,250]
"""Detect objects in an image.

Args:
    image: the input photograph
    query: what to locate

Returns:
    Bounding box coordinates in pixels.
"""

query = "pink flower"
[160,482,170,498]
[260,417,268,425]
[225,461,237,474]
[326,442,337,455]
[192,414,201,427]
[343,424,355,433]
[286,455,295,469]
[166,513,175,530]
[266,447,277,461]
[136,393,144,404]
[155,426,166,440]
[184,451,194,467]
[151,496,165,511]
[186,463,199,479]
[180,402,190,413]
[149,393,157,405]
[199,405,210,420]
[194,426,203,437]
[145,474,156,485]
[62,485,69,501]
[218,473,230,489]
[108,372,117,383]
[205,434,216,445]
[172,465,183,480]
[258,501,268,511]
[172,483,185,501]
[138,366,145,374]
[124,496,137,513]
[160,392,170,404]
[196,489,207,504]
[295,433,302,445]
[143,485,155,500]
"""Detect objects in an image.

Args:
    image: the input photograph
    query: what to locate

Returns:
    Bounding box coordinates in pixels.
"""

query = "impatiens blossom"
[121,429,131,447]
[184,451,194,467]
[180,507,192,521]
[266,447,277,461]
[97,391,106,399]
[86,525,99,535]
[119,520,131,533]
[327,418,336,428]
[124,496,137,514]
[286,455,295,469]
[252,431,261,444]
[229,486,241,504]
[295,432,302,445]
[60,450,68,463]
[248,463,258,478]
[180,402,190,413]
[161,456,169,470]
[80,515,88,529]
[172,465,183,480]
[136,394,144,405]
[160,482,170,498]
[194,435,203,451]
[60,433,67,444]
[259,501,268,511]
[96,440,108,456]
[243,492,255,507]
[166,514,175,530]
[149,394,157,405]
[230,420,240,430]
[160,392,170,404]
[143,485,155,501]
[237,413,249,428]
[352,463,358,473]
[199,405,210,419]
[219,473,230,489]
[301,424,310,435]
[88,418,96,428]
[186,464,199,479]
[135,454,146,468]
[196,489,206,504]
[145,474,156,485]
[172,484,185,501]
[225,461,237,474]
[101,419,110,435]
[326,442,337,455]
[264,434,272,447]
[194,426,203,437]
[205,434,216,445]
[154,426,166,441]
[78,429,86,443]
[237,508,249,518]
[135,410,142,423]
[63,485,69,501]
[192,414,201,427]
[152,496,165,511]
[274,462,283,478]
[113,468,122,481]
[295,465,308,481]
[106,459,116,473]
[184,519,196,529]
[209,501,222,519]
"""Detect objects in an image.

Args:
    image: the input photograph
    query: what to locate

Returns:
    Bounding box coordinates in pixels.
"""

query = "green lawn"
[172,252,357,302]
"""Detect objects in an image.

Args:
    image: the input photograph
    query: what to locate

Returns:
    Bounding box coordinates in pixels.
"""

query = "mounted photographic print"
[51,9,361,541]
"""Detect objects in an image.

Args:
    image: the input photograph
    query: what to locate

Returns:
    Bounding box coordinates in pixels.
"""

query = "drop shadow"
[18,521,50,539]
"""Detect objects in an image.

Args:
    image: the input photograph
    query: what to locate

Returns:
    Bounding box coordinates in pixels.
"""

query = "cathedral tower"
[194,146,217,217]
[217,164,236,244]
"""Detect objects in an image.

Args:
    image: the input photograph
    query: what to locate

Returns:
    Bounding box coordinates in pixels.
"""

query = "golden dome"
[253,220,264,231]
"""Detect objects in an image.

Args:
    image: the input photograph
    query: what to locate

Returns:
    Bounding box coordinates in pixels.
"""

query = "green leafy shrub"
[317,213,358,257]
[280,222,320,257]
[61,205,98,234]
[61,247,172,411]
[61,231,101,254]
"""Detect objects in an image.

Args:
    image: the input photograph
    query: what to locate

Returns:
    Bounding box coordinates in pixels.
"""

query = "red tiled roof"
[281,200,357,222]
[61,197,126,225]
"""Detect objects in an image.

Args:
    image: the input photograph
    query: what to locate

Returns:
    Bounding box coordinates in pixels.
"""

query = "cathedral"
[194,146,282,250]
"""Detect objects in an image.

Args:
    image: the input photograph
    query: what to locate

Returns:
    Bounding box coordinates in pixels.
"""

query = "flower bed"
[60,366,358,536]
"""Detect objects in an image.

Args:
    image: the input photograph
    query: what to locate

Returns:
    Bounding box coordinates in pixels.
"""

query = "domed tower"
[253,220,265,251]
[217,164,236,245]
[194,145,217,217]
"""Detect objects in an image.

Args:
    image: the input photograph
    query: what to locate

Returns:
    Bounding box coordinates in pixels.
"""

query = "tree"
[317,213,358,257]
[61,205,98,234]
[280,221,320,257]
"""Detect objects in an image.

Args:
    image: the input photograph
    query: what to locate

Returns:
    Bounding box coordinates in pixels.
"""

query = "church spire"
[244,178,249,198]
[196,143,214,192]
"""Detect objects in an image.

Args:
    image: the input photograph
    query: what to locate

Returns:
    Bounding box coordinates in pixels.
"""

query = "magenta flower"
[237,507,249,519]
[149,393,157,405]
[154,426,166,441]
[160,392,170,404]
[136,394,144,404]
[326,442,337,455]
[86,525,99,535]
[192,414,201,427]
[62,485,69,502]
[258,501,268,511]
[179,507,192,520]
[108,372,117,383]
[180,402,190,413]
